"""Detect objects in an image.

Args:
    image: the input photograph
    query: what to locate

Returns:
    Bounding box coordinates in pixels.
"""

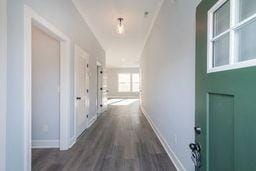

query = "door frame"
[96,61,102,114]
[73,45,90,139]
[24,5,71,171]
[0,0,7,170]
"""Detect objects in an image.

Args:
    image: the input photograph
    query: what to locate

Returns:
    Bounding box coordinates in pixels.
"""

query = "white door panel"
[97,67,108,114]
[75,45,89,138]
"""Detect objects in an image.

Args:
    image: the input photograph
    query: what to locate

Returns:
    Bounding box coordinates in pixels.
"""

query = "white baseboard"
[76,120,87,139]
[69,135,76,148]
[108,96,139,99]
[32,139,59,149]
[87,114,97,128]
[140,105,186,171]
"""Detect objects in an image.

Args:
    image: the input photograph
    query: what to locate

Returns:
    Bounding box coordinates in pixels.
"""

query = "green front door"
[195,0,256,171]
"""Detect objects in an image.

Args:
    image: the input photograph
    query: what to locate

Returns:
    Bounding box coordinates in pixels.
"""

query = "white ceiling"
[73,0,163,68]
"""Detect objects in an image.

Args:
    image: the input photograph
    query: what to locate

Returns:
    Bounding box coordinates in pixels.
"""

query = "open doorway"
[31,26,60,149]
[96,63,103,115]
[24,6,71,171]
[96,63,108,115]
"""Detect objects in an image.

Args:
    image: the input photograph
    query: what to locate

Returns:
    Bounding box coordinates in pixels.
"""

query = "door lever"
[189,143,201,152]
[76,97,82,100]
[194,126,202,135]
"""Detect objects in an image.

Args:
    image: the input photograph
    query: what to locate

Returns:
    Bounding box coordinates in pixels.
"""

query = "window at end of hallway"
[118,73,140,92]
[118,73,131,92]
[207,0,256,73]
[132,74,140,92]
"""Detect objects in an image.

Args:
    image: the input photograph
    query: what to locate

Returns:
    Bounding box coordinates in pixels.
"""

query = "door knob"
[194,126,202,135]
[189,143,201,152]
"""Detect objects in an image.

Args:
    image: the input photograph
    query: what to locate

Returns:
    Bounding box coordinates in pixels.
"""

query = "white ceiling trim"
[139,0,164,58]
[72,0,164,68]
[72,0,106,50]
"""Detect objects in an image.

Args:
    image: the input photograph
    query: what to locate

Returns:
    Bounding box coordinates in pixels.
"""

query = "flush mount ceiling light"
[117,18,125,34]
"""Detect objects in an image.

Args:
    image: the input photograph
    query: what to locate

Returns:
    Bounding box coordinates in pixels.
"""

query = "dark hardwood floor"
[32,99,176,171]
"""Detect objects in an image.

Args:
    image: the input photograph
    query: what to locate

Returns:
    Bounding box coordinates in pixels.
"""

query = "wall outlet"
[42,124,48,132]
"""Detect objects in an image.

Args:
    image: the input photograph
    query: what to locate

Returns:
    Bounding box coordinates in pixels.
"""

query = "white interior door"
[101,69,108,112]
[97,66,103,114]
[97,67,108,114]
[75,45,89,138]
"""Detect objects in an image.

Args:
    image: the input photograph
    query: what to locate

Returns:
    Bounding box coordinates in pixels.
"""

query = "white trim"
[72,0,105,51]
[108,96,139,99]
[87,115,97,128]
[24,5,71,171]
[69,135,76,148]
[140,105,186,171]
[76,120,88,139]
[32,140,60,149]
[208,58,256,73]
[207,0,256,73]
[74,44,90,140]
[0,0,7,170]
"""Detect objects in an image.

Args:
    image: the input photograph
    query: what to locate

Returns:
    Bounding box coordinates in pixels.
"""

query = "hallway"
[32,99,176,171]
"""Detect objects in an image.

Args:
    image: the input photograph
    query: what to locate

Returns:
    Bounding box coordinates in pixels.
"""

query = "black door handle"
[194,126,202,135]
[189,143,201,152]
[76,97,81,100]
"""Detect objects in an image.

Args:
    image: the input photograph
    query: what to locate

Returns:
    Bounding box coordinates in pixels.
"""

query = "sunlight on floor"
[108,99,139,106]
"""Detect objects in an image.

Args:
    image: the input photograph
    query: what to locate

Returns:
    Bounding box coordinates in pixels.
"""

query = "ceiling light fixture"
[117,18,125,34]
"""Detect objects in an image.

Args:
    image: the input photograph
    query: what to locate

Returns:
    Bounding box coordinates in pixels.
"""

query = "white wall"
[6,0,105,170]
[107,68,140,98]
[140,0,200,170]
[0,0,7,170]
[32,26,60,142]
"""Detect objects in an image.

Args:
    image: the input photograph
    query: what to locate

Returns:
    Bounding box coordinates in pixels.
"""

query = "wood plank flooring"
[32,99,176,171]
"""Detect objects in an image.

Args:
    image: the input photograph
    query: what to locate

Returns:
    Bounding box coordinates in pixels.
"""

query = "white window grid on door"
[207,0,256,73]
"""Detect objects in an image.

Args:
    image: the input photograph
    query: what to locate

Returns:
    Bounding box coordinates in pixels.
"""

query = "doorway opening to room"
[96,63,103,115]
[31,25,61,150]
[97,64,108,115]
[24,6,71,171]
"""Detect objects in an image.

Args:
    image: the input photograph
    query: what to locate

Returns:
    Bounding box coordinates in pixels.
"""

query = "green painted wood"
[196,1,256,171]
[208,93,234,171]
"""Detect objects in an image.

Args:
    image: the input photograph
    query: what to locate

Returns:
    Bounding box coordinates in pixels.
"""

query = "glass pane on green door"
[237,20,256,62]
[213,1,230,37]
[213,34,230,67]
[239,0,256,22]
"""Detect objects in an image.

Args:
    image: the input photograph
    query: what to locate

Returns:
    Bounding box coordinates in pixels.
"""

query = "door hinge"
[86,115,88,118]
[87,64,89,68]
[87,89,89,93]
